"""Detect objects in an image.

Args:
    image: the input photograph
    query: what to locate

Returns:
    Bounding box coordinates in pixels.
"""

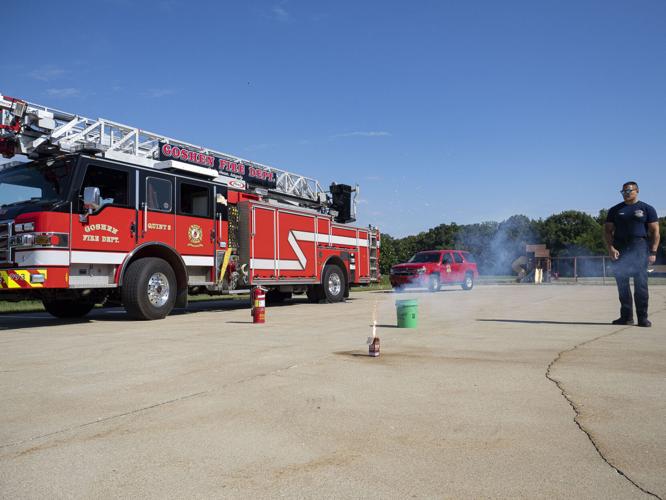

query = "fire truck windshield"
[0,158,74,209]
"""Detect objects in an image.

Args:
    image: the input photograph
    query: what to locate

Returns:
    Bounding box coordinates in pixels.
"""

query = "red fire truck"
[0,94,380,319]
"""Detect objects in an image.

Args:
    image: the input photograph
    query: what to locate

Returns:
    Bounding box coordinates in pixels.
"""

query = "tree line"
[379,211,666,276]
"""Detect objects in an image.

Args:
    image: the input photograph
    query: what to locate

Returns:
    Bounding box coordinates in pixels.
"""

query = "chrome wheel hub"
[147,272,170,307]
[328,273,342,296]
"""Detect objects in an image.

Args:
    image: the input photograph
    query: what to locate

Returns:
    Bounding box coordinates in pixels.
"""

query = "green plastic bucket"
[396,299,418,328]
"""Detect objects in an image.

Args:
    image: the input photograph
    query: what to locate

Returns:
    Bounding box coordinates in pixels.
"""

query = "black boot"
[612,317,635,325]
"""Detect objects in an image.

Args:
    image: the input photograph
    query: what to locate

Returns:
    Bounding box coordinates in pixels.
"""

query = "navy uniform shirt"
[606,200,658,248]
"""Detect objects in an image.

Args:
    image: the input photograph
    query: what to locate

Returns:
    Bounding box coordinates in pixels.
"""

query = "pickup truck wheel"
[462,272,474,290]
[42,298,95,318]
[428,274,440,292]
[122,257,177,320]
[323,265,346,303]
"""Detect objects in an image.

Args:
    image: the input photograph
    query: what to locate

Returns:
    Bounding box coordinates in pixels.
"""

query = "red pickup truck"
[389,249,479,292]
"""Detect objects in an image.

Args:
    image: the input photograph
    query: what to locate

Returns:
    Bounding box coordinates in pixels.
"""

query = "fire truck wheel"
[306,285,324,303]
[428,274,440,292]
[461,272,474,290]
[322,265,346,303]
[42,298,95,318]
[266,289,291,305]
[122,257,177,320]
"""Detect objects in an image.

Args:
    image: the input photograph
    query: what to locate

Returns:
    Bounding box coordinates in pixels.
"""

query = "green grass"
[351,275,392,292]
[0,300,45,314]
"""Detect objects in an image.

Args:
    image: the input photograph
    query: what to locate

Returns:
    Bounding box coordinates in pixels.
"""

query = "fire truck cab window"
[180,183,210,217]
[81,165,128,207]
[146,177,172,212]
[454,253,464,264]
[442,253,453,264]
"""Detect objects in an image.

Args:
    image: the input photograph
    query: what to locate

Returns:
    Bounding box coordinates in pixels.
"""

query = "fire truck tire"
[322,265,346,303]
[266,289,291,305]
[122,257,177,320]
[306,285,324,303]
[461,272,474,290]
[42,298,95,318]
[428,274,440,292]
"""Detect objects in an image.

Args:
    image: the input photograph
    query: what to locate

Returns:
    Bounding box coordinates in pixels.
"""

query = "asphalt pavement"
[1,284,664,499]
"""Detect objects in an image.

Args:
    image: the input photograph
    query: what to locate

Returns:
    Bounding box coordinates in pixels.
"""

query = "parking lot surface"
[1,285,665,499]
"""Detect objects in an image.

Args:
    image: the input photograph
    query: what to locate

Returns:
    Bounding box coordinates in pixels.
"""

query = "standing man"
[604,181,660,327]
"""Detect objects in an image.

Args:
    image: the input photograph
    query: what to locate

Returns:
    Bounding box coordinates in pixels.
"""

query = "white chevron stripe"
[251,230,366,271]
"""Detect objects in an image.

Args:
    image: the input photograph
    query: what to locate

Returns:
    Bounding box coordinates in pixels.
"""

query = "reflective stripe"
[70,251,127,264]
[14,250,69,266]
[251,258,301,270]
[252,229,368,272]
[183,255,215,266]
[0,269,48,289]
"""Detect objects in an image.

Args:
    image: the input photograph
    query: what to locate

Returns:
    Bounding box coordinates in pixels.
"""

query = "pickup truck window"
[442,253,453,264]
[462,252,476,263]
[454,253,464,264]
[408,252,441,263]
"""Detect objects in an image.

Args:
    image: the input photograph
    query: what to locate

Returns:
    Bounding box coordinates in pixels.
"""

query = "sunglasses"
[620,189,635,194]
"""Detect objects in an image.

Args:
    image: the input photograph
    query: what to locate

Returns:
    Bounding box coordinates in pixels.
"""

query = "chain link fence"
[551,256,665,284]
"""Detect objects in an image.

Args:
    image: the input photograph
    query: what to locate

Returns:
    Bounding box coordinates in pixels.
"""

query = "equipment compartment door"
[276,210,317,279]
[356,229,369,279]
[250,206,277,280]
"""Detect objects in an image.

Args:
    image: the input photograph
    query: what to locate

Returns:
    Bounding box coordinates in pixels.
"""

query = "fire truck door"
[72,162,136,255]
[174,178,215,270]
[138,172,175,247]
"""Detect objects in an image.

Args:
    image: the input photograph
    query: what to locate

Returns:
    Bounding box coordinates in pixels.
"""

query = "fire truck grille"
[0,220,12,265]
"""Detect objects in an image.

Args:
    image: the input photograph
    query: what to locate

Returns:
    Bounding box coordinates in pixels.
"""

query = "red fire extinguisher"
[251,286,266,324]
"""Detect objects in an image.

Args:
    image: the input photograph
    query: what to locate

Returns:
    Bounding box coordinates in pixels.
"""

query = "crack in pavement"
[545,311,664,500]
[0,360,309,451]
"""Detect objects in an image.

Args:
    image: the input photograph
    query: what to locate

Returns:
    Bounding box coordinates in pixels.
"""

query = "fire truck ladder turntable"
[0,93,327,207]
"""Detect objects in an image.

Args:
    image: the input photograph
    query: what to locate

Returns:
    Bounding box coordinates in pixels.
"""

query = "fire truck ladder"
[0,93,326,205]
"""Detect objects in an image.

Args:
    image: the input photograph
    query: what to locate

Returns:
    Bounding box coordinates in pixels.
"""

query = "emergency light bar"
[154,159,219,179]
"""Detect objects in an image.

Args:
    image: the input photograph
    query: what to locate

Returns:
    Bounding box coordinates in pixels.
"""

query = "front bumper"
[389,273,427,287]
[0,267,69,290]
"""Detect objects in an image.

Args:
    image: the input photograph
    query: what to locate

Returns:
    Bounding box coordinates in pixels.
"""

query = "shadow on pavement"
[0,297,322,331]
[373,288,465,294]
[477,318,612,326]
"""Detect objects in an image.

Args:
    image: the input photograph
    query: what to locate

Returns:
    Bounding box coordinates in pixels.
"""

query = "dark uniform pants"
[613,239,649,321]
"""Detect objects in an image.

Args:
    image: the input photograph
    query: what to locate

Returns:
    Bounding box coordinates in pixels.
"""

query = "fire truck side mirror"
[81,186,101,222]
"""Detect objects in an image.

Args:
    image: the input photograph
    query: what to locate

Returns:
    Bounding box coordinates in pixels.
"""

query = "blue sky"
[3,0,665,236]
